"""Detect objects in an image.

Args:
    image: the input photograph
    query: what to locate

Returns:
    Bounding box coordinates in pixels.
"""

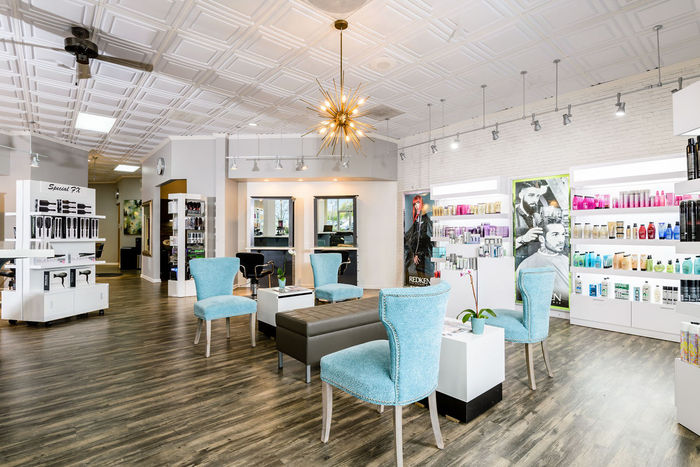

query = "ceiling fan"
[1,26,153,81]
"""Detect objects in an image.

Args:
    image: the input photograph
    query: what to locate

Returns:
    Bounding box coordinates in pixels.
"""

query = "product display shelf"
[571,238,679,246]
[571,171,686,190]
[676,242,700,254]
[675,178,700,195]
[167,193,207,298]
[1,180,109,324]
[432,212,510,221]
[571,266,695,281]
[675,358,700,435]
[572,206,678,216]
[675,302,700,319]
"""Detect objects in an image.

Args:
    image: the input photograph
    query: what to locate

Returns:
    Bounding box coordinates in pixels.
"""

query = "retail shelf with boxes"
[428,177,515,318]
[167,193,208,297]
[1,180,109,324]
[569,155,698,341]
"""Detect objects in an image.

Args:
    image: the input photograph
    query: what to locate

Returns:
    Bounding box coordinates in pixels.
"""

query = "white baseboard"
[140,274,161,283]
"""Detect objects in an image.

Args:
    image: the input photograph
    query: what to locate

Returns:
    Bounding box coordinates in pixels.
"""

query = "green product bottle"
[647,255,654,272]
[666,260,673,273]
[654,260,665,273]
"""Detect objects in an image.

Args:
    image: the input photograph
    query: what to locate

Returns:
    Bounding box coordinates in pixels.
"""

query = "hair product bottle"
[647,222,656,240]
[639,223,646,240]
[687,138,697,180]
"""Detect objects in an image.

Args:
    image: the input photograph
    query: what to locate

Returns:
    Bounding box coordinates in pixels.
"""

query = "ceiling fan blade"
[96,54,153,72]
[0,38,64,53]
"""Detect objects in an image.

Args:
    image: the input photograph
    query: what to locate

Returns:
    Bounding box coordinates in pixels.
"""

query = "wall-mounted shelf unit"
[167,193,208,297]
[1,180,109,324]
[570,155,688,341]
[429,177,514,318]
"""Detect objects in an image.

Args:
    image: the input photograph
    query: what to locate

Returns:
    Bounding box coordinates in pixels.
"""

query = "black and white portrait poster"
[513,175,570,310]
[404,192,434,286]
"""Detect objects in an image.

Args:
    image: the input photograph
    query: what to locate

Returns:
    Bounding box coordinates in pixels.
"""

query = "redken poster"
[404,192,435,286]
[513,175,570,309]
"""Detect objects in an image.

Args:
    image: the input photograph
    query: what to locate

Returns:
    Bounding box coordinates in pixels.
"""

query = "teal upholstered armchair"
[310,253,363,303]
[190,257,257,358]
[319,282,451,466]
[487,267,556,390]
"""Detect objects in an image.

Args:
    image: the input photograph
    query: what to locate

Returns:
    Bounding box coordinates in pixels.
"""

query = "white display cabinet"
[675,358,700,435]
[1,180,108,324]
[167,193,208,297]
[569,156,696,342]
[429,177,515,318]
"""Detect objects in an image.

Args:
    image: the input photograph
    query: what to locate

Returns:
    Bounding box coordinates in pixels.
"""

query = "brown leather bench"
[276,296,387,383]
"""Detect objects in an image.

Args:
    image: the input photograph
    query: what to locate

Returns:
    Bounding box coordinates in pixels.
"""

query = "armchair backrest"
[379,282,451,404]
[310,253,341,288]
[518,267,556,342]
[236,252,265,279]
[189,257,239,301]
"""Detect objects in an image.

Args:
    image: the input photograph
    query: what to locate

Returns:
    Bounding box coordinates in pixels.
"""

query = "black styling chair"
[236,252,274,298]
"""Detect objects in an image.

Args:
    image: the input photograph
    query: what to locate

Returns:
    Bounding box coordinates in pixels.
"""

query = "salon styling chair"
[236,252,274,298]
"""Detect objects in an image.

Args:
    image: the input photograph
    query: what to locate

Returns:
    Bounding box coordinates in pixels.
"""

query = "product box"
[75,267,94,287]
[45,268,70,291]
[614,283,630,300]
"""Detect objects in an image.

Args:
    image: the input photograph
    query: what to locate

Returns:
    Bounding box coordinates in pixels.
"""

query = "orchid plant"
[456,270,496,322]
[277,267,286,281]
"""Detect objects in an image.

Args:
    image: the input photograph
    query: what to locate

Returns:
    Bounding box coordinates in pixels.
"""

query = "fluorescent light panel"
[76,112,116,133]
[572,157,685,184]
[114,164,140,173]
[432,179,499,197]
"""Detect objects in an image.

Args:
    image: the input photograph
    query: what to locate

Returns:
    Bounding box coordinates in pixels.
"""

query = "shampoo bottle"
[654,260,665,273]
[654,285,661,303]
[674,221,681,240]
[695,255,700,275]
[683,257,693,274]
[666,260,674,273]
[647,254,654,271]
[647,222,656,240]
[639,223,647,240]
[575,275,582,294]
[675,258,681,273]
[642,281,650,302]
[665,223,673,240]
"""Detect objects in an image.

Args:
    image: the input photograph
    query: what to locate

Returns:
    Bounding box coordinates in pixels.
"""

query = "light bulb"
[330,122,336,128]
[358,98,365,105]
[345,135,350,142]
[349,122,355,128]
[352,108,358,115]
[320,105,326,111]
[357,130,363,136]
[450,136,460,150]
[324,100,330,107]
[341,95,347,103]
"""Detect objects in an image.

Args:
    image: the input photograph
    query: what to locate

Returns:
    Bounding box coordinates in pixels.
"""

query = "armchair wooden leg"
[525,343,536,390]
[541,339,554,378]
[250,312,256,348]
[321,381,333,443]
[428,391,444,449]
[226,317,230,339]
[194,318,202,344]
[205,320,212,358]
[394,405,403,467]
[278,351,283,369]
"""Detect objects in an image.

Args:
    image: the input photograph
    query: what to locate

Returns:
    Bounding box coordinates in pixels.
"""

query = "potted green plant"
[456,270,496,335]
[277,267,286,291]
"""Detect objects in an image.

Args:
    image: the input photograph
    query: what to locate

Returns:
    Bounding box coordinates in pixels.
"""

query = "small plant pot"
[278,278,286,291]
[471,317,486,335]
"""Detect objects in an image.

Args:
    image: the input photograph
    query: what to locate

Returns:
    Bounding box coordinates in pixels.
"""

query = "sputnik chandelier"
[305,20,373,159]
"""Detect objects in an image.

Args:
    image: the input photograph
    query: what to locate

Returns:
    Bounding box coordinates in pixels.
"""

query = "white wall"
[90,183,119,263]
[240,180,399,289]
[398,58,700,191]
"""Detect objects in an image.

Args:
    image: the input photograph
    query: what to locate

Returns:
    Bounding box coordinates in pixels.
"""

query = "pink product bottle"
[572,195,582,210]
[603,194,611,209]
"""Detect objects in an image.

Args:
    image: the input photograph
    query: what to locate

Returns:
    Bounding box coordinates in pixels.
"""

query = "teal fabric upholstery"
[488,267,555,344]
[189,257,256,320]
[315,283,363,302]
[310,253,363,302]
[194,295,256,320]
[320,282,451,406]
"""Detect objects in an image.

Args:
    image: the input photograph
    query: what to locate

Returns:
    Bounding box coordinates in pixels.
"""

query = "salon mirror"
[251,197,294,247]
[314,196,357,247]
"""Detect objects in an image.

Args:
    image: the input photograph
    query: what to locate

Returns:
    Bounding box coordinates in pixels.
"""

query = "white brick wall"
[397,57,700,192]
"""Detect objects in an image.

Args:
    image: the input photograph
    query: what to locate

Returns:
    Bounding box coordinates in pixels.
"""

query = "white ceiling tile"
[22,0,95,26]
[166,35,223,66]
[632,0,696,29]
[100,9,166,49]
[205,73,247,93]
[107,0,183,24]
[181,5,247,43]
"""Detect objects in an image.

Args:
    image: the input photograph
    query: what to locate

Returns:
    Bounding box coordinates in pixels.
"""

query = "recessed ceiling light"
[114,164,140,173]
[248,122,258,126]
[76,112,116,133]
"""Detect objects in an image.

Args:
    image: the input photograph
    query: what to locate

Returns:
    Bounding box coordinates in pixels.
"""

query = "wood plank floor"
[0,271,698,466]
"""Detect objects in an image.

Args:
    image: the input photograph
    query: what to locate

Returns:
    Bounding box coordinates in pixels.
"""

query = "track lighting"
[275,158,283,170]
[252,159,259,172]
[615,93,625,116]
[301,158,308,171]
[399,151,406,160]
[341,158,350,169]
[531,114,541,132]
[492,123,499,141]
[450,134,460,150]
[430,142,438,154]
[562,104,572,126]
[229,158,237,171]
[295,159,302,171]
[30,153,39,168]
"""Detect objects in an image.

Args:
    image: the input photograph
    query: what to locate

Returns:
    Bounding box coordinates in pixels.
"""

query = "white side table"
[257,286,314,336]
[433,319,505,422]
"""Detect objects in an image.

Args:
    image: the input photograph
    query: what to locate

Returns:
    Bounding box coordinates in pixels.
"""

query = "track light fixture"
[30,153,39,168]
[229,158,237,171]
[451,134,460,150]
[275,157,283,170]
[295,159,302,171]
[341,157,350,169]
[430,142,438,154]
[531,113,541,132]
[615,92,626,116]
[563,104,572,126]
[252,159,260,172]
[399,151,406,160]
[492,123,499,141]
